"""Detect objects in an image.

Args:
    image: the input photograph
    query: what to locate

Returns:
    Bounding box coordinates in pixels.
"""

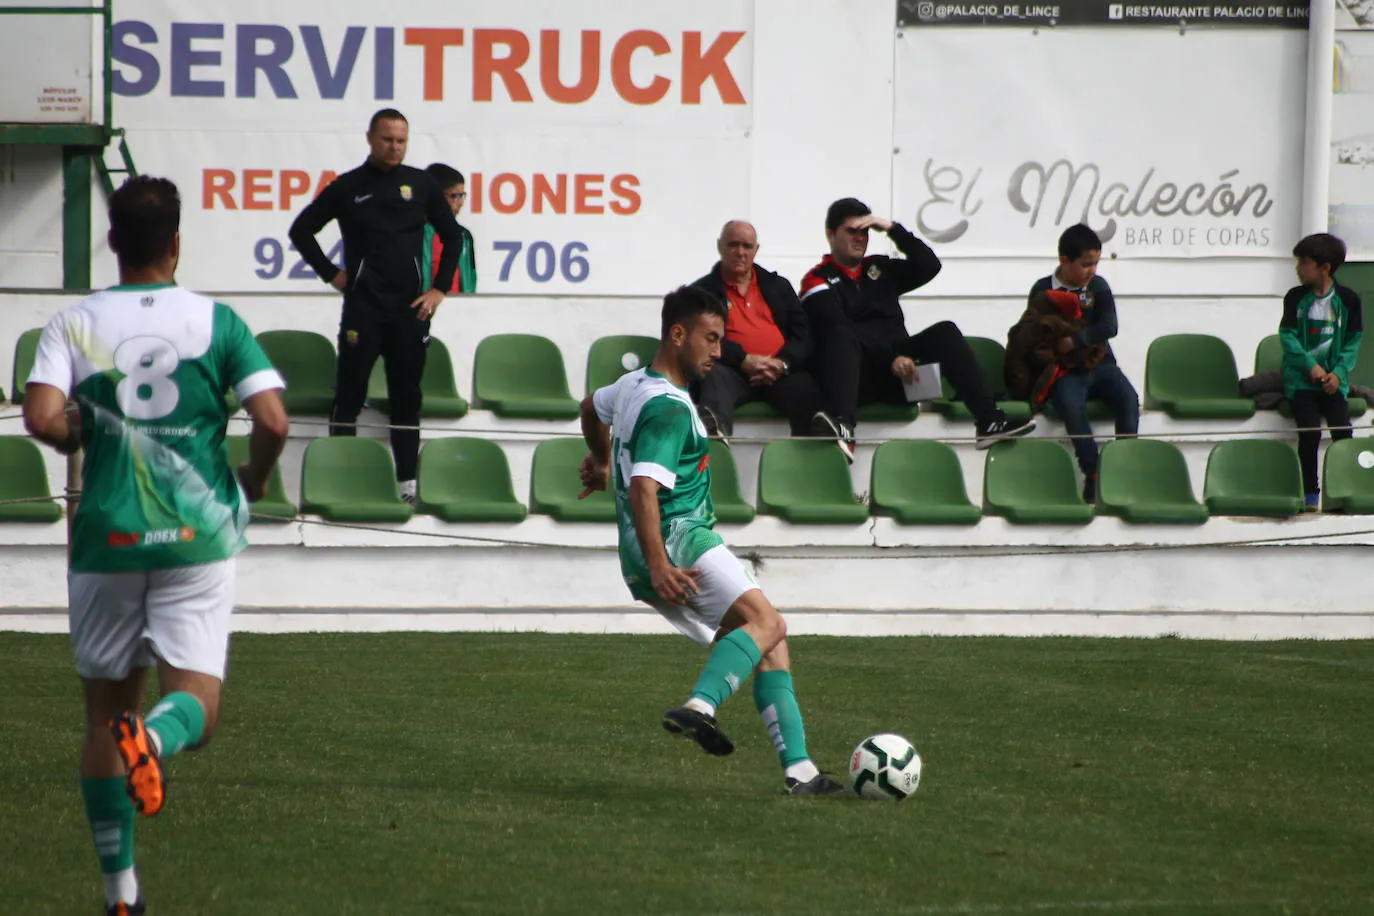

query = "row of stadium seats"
[9,328,1373,421]
[7,432,1372,527]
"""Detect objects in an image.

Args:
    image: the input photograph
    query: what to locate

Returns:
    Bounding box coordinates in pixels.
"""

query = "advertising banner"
[110,0,754,293]
[0,6,93,124]
[1332,30,1374,257]
[891,28,1305,258]
[896,0,1310,27]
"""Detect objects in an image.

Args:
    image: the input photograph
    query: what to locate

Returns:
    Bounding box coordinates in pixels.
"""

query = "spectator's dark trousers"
[697,364,821,436]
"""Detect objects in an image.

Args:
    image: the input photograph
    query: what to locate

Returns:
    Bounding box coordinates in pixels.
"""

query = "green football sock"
[753,670,811,768]
[690,629,763,710]
[145,692,205,760]
[82,776,137,904]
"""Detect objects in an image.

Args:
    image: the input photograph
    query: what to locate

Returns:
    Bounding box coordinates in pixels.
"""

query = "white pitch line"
[669,899,1373,916]
[837,899,1369,915]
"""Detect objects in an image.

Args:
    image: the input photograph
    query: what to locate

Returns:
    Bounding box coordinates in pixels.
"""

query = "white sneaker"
[399,479,417,505]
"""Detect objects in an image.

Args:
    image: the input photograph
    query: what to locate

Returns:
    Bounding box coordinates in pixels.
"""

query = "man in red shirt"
[691,221,823,440]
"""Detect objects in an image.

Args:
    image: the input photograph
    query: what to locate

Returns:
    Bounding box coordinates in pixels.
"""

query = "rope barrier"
[3,406,1360,447]
[5,491,1373,561]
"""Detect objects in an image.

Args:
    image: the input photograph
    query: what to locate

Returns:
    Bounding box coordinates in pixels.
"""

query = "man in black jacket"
[801,198,1034,460]
[691,221,822,439]
[288,108,462,503]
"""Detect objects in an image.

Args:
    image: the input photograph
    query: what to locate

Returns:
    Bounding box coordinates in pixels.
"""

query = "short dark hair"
[425,163,465,189]
[661,285,727,339]
[1293,233,1346,275]
[826,198,872,233]
[1058,223,1102,260]
[108,176,180,269]
[368,108,407,133]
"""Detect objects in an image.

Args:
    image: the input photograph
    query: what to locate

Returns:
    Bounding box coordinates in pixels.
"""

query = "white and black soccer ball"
[848,733,922,801]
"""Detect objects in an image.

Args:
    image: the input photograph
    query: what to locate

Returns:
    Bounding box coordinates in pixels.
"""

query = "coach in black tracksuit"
[800,197,1034,455]
[289,108,461,497]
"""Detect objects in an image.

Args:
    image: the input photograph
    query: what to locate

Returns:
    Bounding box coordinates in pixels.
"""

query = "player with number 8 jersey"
[24,176,289,916]
[29,290,283,571]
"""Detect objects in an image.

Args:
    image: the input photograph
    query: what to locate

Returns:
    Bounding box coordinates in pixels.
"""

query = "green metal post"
[62,146,92,291]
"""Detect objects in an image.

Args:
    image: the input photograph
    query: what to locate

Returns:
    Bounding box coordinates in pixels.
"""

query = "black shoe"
[783,772,848,796]
[975,415,1036,450]
[698,405,730,447]
[1082,473,1098,505]
[810,411,856,465]
[662,706,735,756]
[107,901,146,916]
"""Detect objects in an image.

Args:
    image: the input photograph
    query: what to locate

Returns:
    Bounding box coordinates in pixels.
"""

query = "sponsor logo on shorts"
[696,454,711,474]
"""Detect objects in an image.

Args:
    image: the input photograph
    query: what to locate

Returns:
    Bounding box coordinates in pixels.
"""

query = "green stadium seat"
[923,337,1032,421]
[224,435,296,523]
[299,437,413,523]
[870,440,981,525]
[1203,439,1302,517]
[734,400,783,420]
[417,437,527,523]
[255,330,337,415]
[0,436,64,523]
[1252,334,1367,418]
[1144,334,1256,419]
[473,334,580,419]
[1321,437,1374,514]
[858,401,921,422]
[586,335,658,395]
[1254,333,1282,374]
[757,439,868,523]
[726,398,919,423]
[367,337,468,418]
[707,440,755,524]
[1341,333,1374,418]
[1096,439,1207,524]
[530,437,615,521]
[982,439,1094,524]
[10,328,41,406]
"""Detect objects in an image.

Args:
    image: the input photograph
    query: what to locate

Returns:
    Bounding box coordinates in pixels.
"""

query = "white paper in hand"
[901,363,943,403]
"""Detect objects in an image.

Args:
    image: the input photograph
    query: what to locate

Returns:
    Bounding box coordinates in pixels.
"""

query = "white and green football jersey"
[26,283,284,573]
[592,369,721,603]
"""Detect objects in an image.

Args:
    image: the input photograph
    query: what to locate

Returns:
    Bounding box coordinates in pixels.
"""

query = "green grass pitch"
[5,633,1373,915]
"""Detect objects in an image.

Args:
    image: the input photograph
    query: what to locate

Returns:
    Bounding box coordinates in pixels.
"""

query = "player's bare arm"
[22,383,80,455]
[577,395,611,496]
[238,389,289,502]
[629,476,700,604]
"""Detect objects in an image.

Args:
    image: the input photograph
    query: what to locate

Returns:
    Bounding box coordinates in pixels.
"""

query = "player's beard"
[680,353,712,384]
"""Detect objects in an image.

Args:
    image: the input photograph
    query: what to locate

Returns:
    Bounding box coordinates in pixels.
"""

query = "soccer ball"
[848,733,922,801]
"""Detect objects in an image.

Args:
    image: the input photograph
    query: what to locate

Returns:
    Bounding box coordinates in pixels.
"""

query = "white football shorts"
[68,558,235,681]
[647,544,760,647]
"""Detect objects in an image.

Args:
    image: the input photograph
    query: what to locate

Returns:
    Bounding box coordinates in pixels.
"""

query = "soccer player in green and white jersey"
[577,286,843,796]
[23,177,289,916]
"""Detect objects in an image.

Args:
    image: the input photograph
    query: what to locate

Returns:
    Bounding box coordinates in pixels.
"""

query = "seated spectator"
[690,220,822,442]
[1024,223,1139,504]
[1280,232,1362,512]
[423,163,477,293]
[1005,288,1110,408]
[800,198,1034,462]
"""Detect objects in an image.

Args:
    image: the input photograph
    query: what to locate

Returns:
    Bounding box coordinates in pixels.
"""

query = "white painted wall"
[0,146,65,289]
